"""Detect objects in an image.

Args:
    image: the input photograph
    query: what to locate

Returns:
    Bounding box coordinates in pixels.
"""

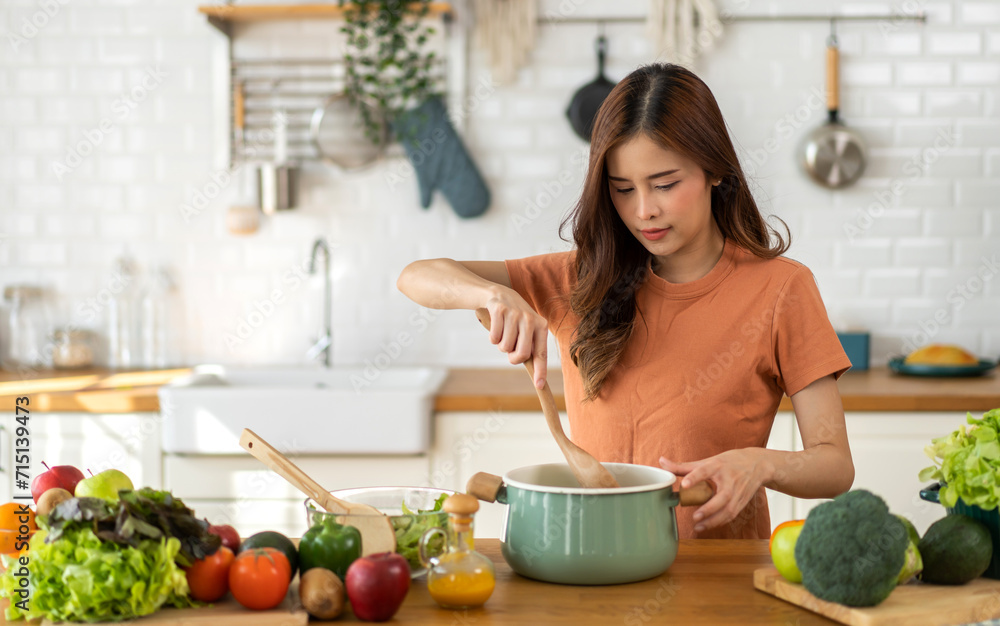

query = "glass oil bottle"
[419,493,495,609]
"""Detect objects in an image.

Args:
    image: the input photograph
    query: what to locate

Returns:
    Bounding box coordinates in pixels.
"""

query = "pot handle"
[467,472,506,504]
[919,482,942,504]
[678,481,714,507]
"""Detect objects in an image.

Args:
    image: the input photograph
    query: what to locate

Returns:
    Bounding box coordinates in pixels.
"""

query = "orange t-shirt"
[504,239,852,539]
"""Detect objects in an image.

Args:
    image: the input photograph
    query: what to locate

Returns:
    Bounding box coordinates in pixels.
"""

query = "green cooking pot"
[467,463,712,585]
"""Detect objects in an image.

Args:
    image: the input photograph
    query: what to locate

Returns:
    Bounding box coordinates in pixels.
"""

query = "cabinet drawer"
[164,455,431,500]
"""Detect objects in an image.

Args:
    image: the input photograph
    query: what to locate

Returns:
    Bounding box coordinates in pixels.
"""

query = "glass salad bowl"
[304,486,456,578]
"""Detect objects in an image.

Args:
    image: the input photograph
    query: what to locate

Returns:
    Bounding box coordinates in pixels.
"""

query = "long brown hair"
[560,63,789,402]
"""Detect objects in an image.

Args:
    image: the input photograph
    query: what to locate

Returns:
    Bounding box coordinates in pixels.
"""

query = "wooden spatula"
[474,308,619,489]
[239,428,396,556]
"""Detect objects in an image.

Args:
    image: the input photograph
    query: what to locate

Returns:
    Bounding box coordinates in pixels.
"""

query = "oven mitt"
[391,95,491,218]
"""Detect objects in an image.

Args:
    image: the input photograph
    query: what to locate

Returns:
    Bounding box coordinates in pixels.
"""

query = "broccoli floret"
[794,490,908,607]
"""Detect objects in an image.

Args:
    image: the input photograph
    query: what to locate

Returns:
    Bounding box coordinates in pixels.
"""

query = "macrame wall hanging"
[646,0,723,66]
[472,0,538,85]
[471,0,722,82]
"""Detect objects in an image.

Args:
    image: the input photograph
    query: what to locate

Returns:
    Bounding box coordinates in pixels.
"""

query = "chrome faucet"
[306,237,332,367]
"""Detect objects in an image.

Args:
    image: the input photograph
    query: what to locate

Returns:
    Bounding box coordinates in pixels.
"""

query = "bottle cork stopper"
[444,494,479,532]
[444,493,479,516]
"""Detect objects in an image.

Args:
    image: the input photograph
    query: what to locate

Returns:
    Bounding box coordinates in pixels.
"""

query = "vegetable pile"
[0,488,221,622]
[919,407,1000,510]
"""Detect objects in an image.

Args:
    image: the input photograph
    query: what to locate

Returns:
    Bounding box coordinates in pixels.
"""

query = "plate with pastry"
[889,344,997,377]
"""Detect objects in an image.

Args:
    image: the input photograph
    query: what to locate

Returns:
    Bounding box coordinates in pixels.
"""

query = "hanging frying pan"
[566,35,616,142]
[800,36,867,188]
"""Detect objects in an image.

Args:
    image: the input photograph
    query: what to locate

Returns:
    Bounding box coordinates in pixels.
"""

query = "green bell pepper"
[299,518,362,581]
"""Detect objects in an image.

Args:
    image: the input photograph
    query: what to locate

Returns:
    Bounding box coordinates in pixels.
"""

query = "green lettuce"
[920,407,1000,510]
[393,493,448,569]
[0,526,194,622]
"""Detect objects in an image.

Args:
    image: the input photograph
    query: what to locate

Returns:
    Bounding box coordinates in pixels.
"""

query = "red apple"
[31,462,85,504]
[345,552,410,622]
[207,523,241,552]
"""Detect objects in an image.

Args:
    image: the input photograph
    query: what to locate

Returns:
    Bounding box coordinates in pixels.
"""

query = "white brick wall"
[0,0,997,370]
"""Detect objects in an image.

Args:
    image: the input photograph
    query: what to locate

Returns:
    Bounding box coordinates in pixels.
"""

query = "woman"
[397,63,854,539]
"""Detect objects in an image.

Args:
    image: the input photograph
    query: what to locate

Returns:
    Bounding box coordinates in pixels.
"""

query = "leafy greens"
[920,407,1000,510]
[0,488,219,622]
[45,488,221,566]
[393,493,449,569]
[0,527,193,622]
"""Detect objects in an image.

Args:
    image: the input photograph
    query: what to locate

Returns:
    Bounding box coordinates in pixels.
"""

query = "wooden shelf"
[198,2,453,24]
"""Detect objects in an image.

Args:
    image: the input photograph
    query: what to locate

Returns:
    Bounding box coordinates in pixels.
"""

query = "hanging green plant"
[338,0,442,146]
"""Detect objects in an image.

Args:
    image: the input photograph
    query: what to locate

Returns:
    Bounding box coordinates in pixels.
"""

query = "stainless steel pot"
[467,463,711,585]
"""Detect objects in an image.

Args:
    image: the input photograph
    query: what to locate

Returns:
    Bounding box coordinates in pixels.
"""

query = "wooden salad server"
[239,428,396,556]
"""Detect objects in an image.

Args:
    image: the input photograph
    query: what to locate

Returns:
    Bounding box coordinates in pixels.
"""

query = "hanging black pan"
[566,36,616,142]
[800,36,867,188]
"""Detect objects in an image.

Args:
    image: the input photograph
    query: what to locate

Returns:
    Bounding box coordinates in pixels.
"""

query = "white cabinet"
[428,410,960,537]
[430,411,570,538]
[0,412,161,502]
[161,454,431,536]
[807,412,961,535]
[765,412,796,530]
[781,411,962,535]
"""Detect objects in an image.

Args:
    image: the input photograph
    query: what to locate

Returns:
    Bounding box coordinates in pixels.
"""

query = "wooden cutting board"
[0,594,308,625]
[754,568,1000,626]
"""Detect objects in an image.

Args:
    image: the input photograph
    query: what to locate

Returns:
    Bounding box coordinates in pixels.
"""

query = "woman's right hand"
[480,292,549,389]
[396,258,549,388]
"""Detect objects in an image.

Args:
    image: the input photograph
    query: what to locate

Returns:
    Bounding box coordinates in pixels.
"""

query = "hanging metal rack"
[231,57,448,163]
[535,12,928,24]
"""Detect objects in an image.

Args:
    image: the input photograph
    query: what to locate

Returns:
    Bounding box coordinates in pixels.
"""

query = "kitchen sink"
[159,365,448,454]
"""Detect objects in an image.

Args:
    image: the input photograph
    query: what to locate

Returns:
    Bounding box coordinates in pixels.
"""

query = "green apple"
[897,540,923,584]
[895,514,921,546]
[74,469,134,502]
[770,520,805,583]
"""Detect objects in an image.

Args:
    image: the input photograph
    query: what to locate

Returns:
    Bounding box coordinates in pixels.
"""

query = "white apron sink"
[159,365,448,454]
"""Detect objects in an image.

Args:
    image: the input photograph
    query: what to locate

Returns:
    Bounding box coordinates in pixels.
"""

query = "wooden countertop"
[0,368,189,413]
[0,539,830,624]
[433,366,1000,413]
[0,366,998,414]
[337,539,830,624]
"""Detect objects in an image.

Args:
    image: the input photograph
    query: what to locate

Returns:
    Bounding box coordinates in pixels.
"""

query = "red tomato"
[186,547,235,602]
[229,547,291,610]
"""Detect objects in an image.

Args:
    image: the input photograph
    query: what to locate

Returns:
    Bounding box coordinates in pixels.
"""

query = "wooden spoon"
[239,428,396,556]
[474,308,619,488]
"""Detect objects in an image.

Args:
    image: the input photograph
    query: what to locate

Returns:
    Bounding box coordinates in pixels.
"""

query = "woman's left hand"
[659,450,771,533]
